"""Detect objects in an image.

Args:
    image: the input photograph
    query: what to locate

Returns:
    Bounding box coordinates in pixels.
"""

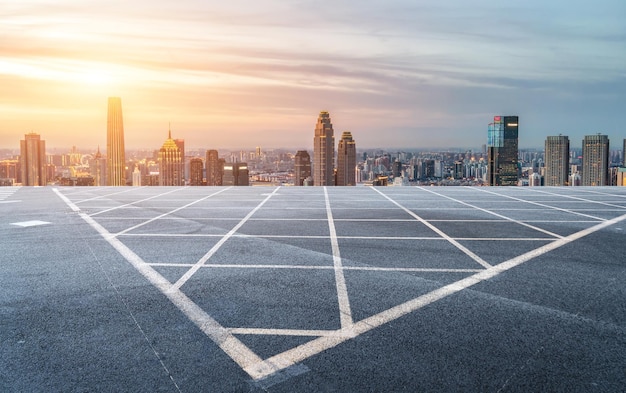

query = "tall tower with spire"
[158,126,183,186]
[106,97,126,186]
[313,111,335,186]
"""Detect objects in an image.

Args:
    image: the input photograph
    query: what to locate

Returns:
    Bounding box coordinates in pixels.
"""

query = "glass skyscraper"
[20,133,46,186]
[487,116,519,186]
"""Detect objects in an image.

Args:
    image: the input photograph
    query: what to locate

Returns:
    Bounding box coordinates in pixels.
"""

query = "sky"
[1,0,625,151]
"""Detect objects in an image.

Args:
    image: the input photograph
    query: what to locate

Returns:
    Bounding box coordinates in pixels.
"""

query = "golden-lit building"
[158,129,183,186]
[20,132,47,186]
[313,111,335,186]
[336,131,356,186]
[106,97,126,186]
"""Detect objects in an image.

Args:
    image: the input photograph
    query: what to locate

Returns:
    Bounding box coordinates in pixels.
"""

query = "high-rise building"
[544,135,570,186]
[132,166,141,187]
[20,132,46,186]
[90,146,107,186]
[582,134,609,186]
[206,150,222,186]
[158,129,183,186]
[623,139,626,167]
[487,115,519,186]
[313,111,335,186]
[223,163,249,186]
[189,157,204,186]
[106,97,126,186]
[294,150,312,186]
[336,131,356,186]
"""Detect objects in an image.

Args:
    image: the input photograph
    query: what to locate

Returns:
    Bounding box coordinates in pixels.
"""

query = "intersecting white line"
[170,187,280,291]
[371,187,492,269]
[524,188,626,211]
[416,187,565,239]
[114,188,232,236]
[89,187,186,217]
[53,188,274,377]
[73,186,145,204]
[242,211,626,380]
[324,187,354,331]
[474,187,608,221]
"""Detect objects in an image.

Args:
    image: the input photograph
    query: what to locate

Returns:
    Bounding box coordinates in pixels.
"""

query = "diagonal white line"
[324,187,354,331]
[228,328,339,337]
[371,187,492,269]
[53,188,272,379]
[170,187,281,291]
[90,187,186,217]
[525,188,626,211]
[74,186,144,204]
[417,186,565,239]
[474,187,607,221]
[244,211,626,380]
[114,187,232,236]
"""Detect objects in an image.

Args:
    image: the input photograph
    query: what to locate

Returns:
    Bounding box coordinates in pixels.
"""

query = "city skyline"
[2,1,625,149]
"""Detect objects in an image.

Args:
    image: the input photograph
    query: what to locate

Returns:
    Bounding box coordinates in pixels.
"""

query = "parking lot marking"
[171,187,280,291]
[417,187,565,239]
[372,187,492,269]
[324,187,354,330]
[90,187,185,217]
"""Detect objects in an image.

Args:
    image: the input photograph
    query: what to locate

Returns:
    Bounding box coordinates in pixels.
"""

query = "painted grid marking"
[53,186,626,382]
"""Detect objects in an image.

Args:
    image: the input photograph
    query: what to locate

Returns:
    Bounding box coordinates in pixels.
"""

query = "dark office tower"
[106,97,126,186]
[189,158,204,186]
[392,160,402,178]
[336,131,356,186]
[20,133,46,186]
[294,150,311,186]
[313,111,335,186]
[582,134,609,186]
[487,115,519,186]
[205,149,222,186]
[158,128,183,186]
[223,163,249,186]
[623,139,626,167]
[545,135,570,186]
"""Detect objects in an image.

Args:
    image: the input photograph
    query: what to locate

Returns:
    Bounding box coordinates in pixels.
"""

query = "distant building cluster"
[2,100,625,187]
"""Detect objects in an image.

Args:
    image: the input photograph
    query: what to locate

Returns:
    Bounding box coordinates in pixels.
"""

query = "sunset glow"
[1,1,625,150]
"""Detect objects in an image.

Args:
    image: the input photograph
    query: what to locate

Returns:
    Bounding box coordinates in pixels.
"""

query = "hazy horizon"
[2,1,625,150]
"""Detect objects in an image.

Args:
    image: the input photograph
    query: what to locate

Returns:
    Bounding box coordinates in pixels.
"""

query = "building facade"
[205,150,222,186]
[487,115,519,186]
[336,131,356,186]
[223,163,249,186]
[294,150,312,186]
[106,97,126,186]
[313,111,335,186]
[158,129,184,186]
[582,134,609,186]
[189,157,204,186]
[544,135,570,186]
[20,133,46,186]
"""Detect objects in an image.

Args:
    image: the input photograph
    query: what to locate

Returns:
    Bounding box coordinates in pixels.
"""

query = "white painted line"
[475,187,607,221]
[53,188,278,381]
[170,187,281,291]
[526,188,626,211]
[324,186,354,331]
[114,187,232,236]
[73,186,145,204]
[11,220,51,227]
[244,212,626,380]
[229,328,339,337]
[371,187,492,269]
[90,187,187,217]
[417,187,565,239]
[0,200,20,204]
[149,262,483,273]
